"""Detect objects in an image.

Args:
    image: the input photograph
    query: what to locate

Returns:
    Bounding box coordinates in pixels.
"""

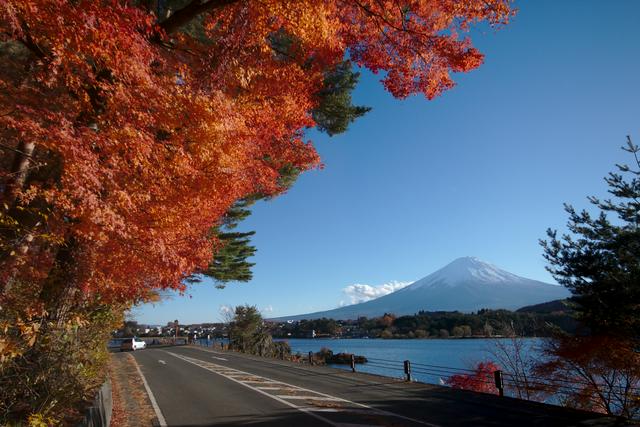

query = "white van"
[120,337,147,351]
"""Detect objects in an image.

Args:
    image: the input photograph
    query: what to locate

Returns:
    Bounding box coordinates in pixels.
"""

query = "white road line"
[277,395,342,401]
[334,424,380,427]
[158,360,166,365]
[132,356,167,427]
[256,386,285,390]
[165,351,440,427]
[211,356,228,361]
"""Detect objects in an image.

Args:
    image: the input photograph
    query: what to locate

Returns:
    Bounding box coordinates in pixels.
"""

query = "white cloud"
[341,280,413,305]
[261,305,274,314]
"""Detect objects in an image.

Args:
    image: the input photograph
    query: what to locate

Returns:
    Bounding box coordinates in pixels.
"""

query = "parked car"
[120,337,147,351]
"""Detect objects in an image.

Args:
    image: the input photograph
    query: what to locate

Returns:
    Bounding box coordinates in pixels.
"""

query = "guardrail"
[348,355,640,412]
[77,379,111,427]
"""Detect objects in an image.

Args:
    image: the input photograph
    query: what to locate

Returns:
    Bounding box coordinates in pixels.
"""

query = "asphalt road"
[127,345,619,427]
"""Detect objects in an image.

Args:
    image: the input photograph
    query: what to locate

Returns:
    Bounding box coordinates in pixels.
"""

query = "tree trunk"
[0,142,37,265]
[38,237,81,326]
[3,141,35,204]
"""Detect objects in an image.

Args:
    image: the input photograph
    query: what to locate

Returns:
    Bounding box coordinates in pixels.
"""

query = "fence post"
[308,351,313,366]
[350,354,356,373]
[404,360,411,382]
[494,370,504,397]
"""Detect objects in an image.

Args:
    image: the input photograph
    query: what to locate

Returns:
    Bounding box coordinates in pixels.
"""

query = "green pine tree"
[195,166,300,287]
[203,199,257,287]
[540,137,640,338]
[312,60,371,136]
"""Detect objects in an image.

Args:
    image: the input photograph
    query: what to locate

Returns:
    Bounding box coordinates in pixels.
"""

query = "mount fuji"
[272,257,570,321]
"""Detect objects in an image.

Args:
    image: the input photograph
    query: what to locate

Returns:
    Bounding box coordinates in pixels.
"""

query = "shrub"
[447,361,501,395]
[0,282,122,424]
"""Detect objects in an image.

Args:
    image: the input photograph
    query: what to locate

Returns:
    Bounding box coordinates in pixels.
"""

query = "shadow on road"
[157,409,330,427]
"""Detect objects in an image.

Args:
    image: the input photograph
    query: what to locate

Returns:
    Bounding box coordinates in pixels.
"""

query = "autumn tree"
[0,0,513,422]
[536,336,640,418]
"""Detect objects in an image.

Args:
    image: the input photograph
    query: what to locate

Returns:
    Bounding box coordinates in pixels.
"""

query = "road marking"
[302,407,344,413]
[158,360,166,365]
[131,356,167,427]
[334,424,380,427]
[167,351,339,426]
[277,395,341,401]
[165,351,439,427]
[211,356,228,361]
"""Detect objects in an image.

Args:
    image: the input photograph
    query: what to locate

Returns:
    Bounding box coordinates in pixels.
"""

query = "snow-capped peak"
[405,257,525,289]
[271,256,569,321]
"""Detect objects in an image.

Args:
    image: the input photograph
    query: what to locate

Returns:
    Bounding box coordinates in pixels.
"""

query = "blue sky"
[135,0,640,324]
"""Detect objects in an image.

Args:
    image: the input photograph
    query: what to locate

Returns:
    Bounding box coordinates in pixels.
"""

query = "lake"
[283,338,543,385]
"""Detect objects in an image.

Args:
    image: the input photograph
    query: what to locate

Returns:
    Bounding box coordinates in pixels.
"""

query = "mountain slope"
[271,257,570,321]
[516,299,572,314]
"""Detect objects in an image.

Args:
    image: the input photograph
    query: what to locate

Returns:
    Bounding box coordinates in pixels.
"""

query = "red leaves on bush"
[447,361,501,395]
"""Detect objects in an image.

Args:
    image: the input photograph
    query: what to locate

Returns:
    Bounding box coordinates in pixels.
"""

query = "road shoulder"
[109,352,159,427]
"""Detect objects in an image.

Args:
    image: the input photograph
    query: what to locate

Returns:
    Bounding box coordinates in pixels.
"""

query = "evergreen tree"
[229,305,264,352]
[312,61,371,136]
[540,137,640,338]
[197,165,301,287]
[202,199,257,287]
[228,305,289,357]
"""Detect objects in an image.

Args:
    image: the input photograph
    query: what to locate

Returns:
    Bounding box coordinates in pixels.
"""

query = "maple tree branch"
[18,19,47,60]
[4,162,46,177]
[0,142,34,157]
[159,0,241,34]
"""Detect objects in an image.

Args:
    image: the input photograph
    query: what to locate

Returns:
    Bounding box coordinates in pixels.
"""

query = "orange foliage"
[536,336,640,418]
[0,0,513,305]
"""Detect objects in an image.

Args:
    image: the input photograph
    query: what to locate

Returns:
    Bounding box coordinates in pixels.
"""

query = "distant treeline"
[268,302,577,339]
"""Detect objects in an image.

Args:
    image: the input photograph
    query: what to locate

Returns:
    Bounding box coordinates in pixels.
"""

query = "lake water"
[284,338,543,385]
